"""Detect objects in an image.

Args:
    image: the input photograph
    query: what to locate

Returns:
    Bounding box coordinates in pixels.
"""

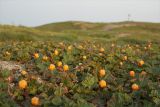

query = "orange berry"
[31,97,40,106]
[59,42,64,46]
[5,51,11,56]
[144,47,147,50]
[132,83,139,91]
[99,69,106,77]
[99,80,107,88]
[67,45,72,50]
[83,55,87,60]
[48,64,55,71]
[138,60,144,67]
[129,71,135,77]
[99,48,105,52]
[78,45,83,49]
[99,53,103,56]
[123,56,127,61]
[42,55,48,61]
[57,61,62,67]
[63,65,69,72]
[120,62,123,66]
[34,53,39,59]
[54,50,59,56]
[111,43,115,47]
[19,80,27,89]
[21,70,27,75]
[148,44,151,48]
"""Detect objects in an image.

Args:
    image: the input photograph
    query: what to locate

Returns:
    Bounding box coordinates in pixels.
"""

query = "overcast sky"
[0,0,160,26]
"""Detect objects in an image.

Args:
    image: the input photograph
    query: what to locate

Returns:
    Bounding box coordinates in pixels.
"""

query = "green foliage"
[0,21,160,106]
[82,73,97,88]
[1,21,160,43]
[1,69,10,78]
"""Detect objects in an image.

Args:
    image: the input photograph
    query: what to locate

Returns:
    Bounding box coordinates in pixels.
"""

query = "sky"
[0,0,160,26]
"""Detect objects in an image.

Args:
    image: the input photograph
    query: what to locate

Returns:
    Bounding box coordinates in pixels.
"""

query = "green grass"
[0,21,160,44]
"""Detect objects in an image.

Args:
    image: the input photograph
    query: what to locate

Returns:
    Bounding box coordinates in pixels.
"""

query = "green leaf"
[1,69,10,78]
[82,74,96,88]
[77,99,95,107]
[52,96,62,106]
[0,82,8,89]
[54,87,63,96]
[107,92,132,107]
[36,63,46,72]
[153,97,160,105]
[29,87,37,95]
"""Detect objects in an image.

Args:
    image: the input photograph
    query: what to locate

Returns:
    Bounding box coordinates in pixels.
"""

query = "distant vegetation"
[0,21,160,43]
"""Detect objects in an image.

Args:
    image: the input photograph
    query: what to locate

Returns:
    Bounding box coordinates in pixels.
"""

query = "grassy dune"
[0,21,160,43]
